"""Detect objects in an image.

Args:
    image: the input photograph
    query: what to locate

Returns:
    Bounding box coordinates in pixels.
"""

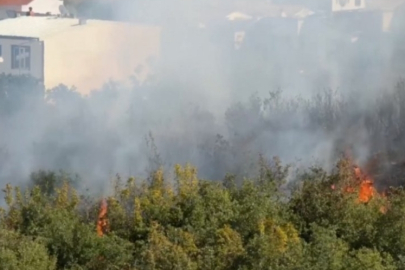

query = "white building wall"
[0,36,43,80]
[0,18,160,94]
[332,0,366,12]
[42,23,161,94]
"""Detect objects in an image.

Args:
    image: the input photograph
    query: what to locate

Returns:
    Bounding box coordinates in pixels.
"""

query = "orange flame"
[340,149,376,203]
[352,165,389,213]
[332,150,389,213]
[353,165,376,203]
[96,198,108,237]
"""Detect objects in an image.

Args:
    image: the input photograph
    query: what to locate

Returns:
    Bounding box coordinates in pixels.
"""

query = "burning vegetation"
[352,164,376,203]
[96,198,108,237]
[4,75,405,268]
[0,161,404,269]
[342,156,377,204]
[331,150,390,214]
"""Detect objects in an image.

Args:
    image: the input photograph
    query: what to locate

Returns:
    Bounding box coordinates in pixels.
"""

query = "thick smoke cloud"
[2,1,405,190]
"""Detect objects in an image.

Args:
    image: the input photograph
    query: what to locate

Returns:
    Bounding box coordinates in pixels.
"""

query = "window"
[11,45,30,70]
[355,0,361,6]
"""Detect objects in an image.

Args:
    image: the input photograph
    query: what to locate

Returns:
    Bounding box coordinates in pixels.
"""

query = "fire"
[353,165,376,203]
[350,164,389,213]
[333,152,389,213]
[327,147,392,214]
[339,149,377,203]
[96,198,108,237]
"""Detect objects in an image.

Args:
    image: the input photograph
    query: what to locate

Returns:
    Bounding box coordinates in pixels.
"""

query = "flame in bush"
[340,149,377,203]
[352,164,388,213]
[335,152,388,213]
[97,198,108,237]
[353,165,376,203]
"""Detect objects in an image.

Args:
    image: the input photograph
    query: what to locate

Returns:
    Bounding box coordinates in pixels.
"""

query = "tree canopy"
[0,158,403,270]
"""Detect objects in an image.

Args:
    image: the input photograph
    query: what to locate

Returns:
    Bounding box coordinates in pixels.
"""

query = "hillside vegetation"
[2,75,405,269]
[0,158,404,270]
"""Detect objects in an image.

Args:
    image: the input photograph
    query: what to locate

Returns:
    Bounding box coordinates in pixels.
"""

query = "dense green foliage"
[0,158,404,270]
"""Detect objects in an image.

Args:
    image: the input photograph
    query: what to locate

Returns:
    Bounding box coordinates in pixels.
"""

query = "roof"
[226,12,253,21]
[160,1,314,27]
[0,16,137,40]
[0,0,31,5]
[233,1,313,19]
[366,0,405,11]
[21,0,61,14]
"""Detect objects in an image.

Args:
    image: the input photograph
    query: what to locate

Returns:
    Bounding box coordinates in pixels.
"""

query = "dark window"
[11,45,30,70]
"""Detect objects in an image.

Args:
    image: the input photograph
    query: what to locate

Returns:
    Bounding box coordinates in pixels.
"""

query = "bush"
[0,159,402,269]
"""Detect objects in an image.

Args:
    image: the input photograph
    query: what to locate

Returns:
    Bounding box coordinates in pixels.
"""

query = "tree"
[0,229,56,270]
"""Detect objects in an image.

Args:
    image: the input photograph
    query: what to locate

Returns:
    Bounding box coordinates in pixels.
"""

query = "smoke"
[2,1,405,190]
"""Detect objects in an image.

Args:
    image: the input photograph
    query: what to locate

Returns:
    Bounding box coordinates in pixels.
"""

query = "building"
[219,2,315,51]
[331,0,405,33]
[332,0,366,12]
[20,0,61,15]
[0,0,62,20]
[367,0,405,32]
[0,16,161,94]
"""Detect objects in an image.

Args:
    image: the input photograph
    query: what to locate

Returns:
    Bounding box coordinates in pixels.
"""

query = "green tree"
[0,229,56,270]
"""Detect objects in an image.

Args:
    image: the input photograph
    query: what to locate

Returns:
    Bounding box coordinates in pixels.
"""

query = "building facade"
[0,35,43,80]
[0,16,161,94]
[332,0,366,12]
